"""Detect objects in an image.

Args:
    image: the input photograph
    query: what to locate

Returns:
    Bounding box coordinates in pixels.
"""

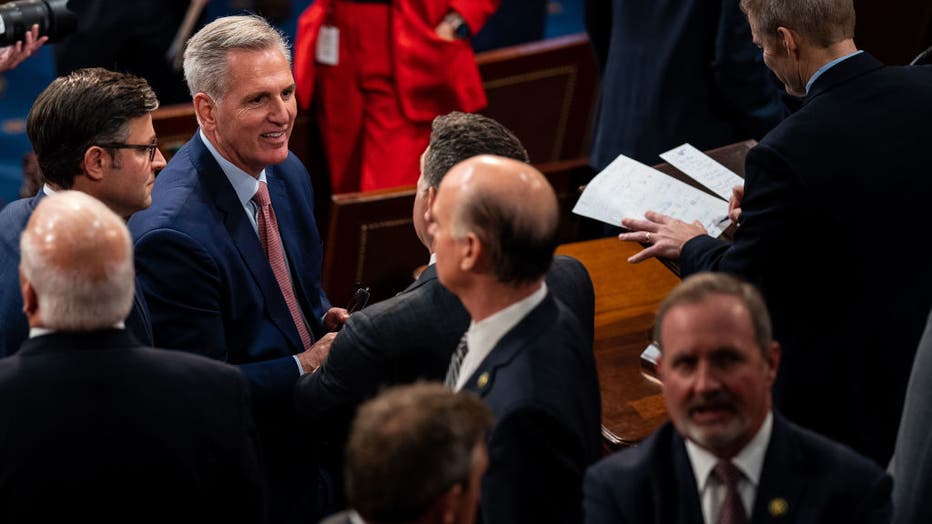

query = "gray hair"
[740,0,855,47]
[654,272,773,356]
[20,191,135,331]
[183,14,291,100]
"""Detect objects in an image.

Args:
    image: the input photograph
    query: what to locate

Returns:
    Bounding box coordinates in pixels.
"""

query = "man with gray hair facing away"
[0,191,263,523]
[320,383,492,524]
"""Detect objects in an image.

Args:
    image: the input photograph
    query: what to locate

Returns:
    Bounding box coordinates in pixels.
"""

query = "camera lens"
[0,0,77,47]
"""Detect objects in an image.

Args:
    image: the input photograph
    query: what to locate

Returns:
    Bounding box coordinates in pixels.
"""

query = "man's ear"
[193,92,217,131]
[20,271,38,318]
[81,146,107,182]
[435,483,464,524]
[460,232,482,273]
[425,186,437,224]
[776,26,800,57]
[764,342,781,385]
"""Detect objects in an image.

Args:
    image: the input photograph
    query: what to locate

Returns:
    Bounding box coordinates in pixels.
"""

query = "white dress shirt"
[685,411,774,524]
[453,282,547,391]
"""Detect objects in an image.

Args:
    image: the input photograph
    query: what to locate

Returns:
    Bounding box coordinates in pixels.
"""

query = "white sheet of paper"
[659,143,744,200]
[641,341,661,367]
[316,25,339,66]
[572,153,729,237]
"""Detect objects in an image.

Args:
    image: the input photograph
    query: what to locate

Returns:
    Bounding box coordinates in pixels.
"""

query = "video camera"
[0,0,76,46]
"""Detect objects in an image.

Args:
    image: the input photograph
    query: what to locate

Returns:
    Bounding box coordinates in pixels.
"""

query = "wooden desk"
[556,237,680,450]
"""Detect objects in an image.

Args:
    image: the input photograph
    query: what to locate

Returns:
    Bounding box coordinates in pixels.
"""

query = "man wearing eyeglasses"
[0,67,165,358]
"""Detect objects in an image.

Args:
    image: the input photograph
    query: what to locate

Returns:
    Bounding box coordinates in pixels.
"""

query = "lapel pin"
[768,497,788,517]
[477,372,489,389]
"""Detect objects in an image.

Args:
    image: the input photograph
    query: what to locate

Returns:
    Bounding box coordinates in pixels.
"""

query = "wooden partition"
[321,158,593,307]
[476,33,599,164]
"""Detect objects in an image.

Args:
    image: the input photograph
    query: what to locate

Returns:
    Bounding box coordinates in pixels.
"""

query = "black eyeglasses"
[95,142,160,162]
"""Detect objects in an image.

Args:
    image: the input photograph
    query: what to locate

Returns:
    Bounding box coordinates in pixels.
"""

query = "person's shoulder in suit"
[295,265,468,430]
[584,422,681,523]
[773,414,891,515]
[0,194,43,357]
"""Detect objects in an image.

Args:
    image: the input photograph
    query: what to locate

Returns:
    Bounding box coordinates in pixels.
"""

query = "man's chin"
[683,421,746,455]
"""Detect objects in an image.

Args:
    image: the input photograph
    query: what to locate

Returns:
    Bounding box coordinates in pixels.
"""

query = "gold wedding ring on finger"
[645,232,652,244]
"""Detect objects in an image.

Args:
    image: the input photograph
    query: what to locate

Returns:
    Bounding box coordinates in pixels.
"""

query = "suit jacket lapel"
[461,294,558,396]
[667,431,706,524]
[750,414,804,523]
[191,135,304,353]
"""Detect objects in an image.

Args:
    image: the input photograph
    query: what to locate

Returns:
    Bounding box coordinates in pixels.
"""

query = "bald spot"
[23,191,130,281]
[442,155,558,238]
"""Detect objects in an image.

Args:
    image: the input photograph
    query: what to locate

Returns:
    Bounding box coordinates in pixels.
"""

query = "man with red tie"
[584,273,891,524]
[128,15,348,524]
[294,0,498,193]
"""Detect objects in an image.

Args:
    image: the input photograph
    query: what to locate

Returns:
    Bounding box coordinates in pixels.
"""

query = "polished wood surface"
[557,140,755,451]
[556,237,680,450]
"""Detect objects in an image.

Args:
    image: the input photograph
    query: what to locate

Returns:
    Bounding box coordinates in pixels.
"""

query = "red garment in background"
[294,0,498,193]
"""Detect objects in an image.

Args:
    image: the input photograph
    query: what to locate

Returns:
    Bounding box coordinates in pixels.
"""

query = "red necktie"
[714,461,748,524]
[253,181,314,351]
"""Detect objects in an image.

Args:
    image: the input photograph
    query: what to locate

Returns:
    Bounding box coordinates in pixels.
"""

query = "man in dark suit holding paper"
[616,0,932,466]
[585,273,891,524]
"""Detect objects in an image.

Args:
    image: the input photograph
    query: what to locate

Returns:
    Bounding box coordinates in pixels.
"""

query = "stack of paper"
[572,144,741,238]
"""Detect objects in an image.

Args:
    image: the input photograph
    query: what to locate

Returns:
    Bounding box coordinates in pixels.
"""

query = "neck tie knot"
[444,334,469,390]
[253,181,271,208]
[713,461,743,488]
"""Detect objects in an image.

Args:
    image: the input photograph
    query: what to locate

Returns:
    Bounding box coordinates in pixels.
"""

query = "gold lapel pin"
[477,372,489,389]
[768,497,788,517]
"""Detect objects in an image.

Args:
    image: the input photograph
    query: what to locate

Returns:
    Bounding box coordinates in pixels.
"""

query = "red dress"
[294,0,498,193]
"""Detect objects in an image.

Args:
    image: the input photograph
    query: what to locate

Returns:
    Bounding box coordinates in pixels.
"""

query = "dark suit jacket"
[128,133,331,523]
[463,292,602,524]
[891,308,932,524]
[0,329,263,523]
[681,54,932,465]
[585,0,785,169]
[584,414,892,524]
[295,255,594,510]
[0,192,153,357]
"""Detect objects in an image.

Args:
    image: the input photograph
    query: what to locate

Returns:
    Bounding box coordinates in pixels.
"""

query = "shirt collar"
[805,50,863,94]
[685,411,773,491]
[455,282,547,390]
[42,184,56,196]
[199,128,267,206]
[29,323,125,339]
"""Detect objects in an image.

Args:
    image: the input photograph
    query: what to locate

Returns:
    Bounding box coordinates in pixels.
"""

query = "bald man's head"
[20,191,135,330]
[439,155,559,286]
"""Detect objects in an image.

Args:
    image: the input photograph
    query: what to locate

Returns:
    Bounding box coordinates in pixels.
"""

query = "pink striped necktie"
[714,461,748,524]
[253,181,314,351]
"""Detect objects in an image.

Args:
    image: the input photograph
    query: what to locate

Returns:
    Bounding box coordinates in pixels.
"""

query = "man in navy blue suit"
[585,273,891,524]
[584,0,785,169]
[432,155,602,523]
[0,67,163,357]
[128,15,347,524]
[617,0,932,466]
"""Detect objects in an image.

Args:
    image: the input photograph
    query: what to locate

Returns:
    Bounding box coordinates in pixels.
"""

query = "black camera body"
[0,0,76,46]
